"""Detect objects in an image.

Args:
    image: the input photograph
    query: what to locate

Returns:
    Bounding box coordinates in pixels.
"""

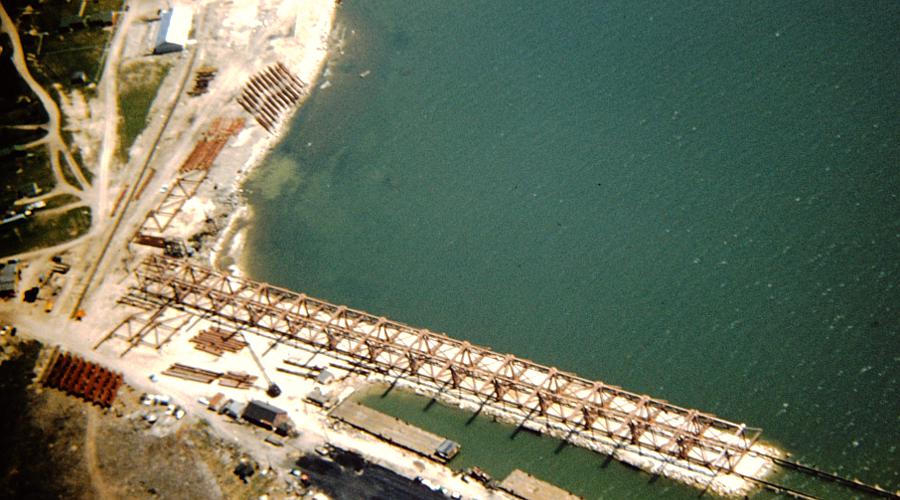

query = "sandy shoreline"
[204,1,344,278]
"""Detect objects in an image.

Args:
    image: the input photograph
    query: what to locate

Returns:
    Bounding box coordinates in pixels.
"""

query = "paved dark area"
[297,448,445,500]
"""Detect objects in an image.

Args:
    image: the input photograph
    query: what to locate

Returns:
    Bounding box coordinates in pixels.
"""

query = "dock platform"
[330,401,459,462]
[499,469,581,500]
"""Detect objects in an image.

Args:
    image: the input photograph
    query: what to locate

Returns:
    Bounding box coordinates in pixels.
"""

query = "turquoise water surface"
[243,1,899,497]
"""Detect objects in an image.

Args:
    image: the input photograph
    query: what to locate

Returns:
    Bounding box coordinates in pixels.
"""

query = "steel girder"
[129,255,763,475]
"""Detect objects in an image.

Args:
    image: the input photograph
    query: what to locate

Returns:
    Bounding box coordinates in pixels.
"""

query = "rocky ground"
[0,337,280,499]
[0,334,486,499]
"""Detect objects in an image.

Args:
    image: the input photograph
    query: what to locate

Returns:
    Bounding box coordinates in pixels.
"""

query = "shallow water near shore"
[243,1,899,497]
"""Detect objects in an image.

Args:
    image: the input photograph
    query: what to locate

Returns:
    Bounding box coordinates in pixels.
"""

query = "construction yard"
[0,337,284,499]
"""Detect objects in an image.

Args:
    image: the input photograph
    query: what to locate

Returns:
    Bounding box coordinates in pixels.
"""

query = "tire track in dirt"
[84,407,120,500]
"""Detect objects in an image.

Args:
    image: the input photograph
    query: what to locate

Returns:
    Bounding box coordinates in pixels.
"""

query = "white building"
[154,6,193,54]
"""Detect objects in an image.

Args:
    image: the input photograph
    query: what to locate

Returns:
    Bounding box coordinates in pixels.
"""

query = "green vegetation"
[4,0,124,93]
[0,127,47,148]
[0,1,127,257]
[54,150,82,191]
[40,193,80,210]
[118,61,172,161]
[0,34,48,127]
[0,206,91,258]
[0,149,55,209]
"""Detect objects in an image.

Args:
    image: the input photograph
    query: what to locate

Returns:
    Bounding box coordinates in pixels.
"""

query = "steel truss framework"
[141,169,208,235]
[126,255,770,489]
[139,118,244,236]
[97,295,194,357]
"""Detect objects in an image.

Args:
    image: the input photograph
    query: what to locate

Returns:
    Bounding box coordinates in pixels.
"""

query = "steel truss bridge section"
[127,254,776,495]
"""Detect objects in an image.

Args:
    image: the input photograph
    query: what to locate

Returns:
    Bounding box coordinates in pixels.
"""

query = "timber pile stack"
[190,327,248,357]
[236,62,305,133]
[41,350,123,407]
[162,363,222,383]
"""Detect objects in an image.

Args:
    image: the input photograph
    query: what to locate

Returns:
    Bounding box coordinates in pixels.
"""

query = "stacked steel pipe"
[236,62,306,133]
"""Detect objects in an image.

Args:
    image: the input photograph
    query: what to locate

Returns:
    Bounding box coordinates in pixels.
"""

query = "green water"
[243,1,899,497]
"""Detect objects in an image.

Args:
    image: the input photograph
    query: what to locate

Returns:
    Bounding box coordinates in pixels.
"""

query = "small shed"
[306,387,332,407]
[222,400,245,419]
[154,6,192,54]
[0,263,18,298]
[316,368,335,384]
[207,392,227,412]
[242,400,289,430]
[70,71,89,86]
[23,182,41,197]
[436,439,460,460]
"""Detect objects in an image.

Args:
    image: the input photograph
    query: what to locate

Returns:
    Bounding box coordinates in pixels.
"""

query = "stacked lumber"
[162,363,222,383]
[190,327,248,357]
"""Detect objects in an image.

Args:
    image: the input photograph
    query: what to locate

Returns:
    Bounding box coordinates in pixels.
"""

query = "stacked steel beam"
[162,363,222,383]
[179,117,246,173]
[219,371,257,389]
[42,350,123,407]
[127,255,775,495]
[236,62,306,133]
[190,327,248,357]
[140,117,244,235]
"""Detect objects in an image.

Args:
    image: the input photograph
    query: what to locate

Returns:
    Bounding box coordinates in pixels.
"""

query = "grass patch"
[55,150,83,191]
[0,127,47,149]
[0,206,91,258]
[39,30,107,86]
[39,193,81,210]
[61,129,94,186]
[0,35,48,126]
[6,0,123,91]
[118,60,172,161]
[0,149,55,209]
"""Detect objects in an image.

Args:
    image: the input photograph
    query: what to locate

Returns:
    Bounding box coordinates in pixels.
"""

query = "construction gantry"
[123,254,777,495]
